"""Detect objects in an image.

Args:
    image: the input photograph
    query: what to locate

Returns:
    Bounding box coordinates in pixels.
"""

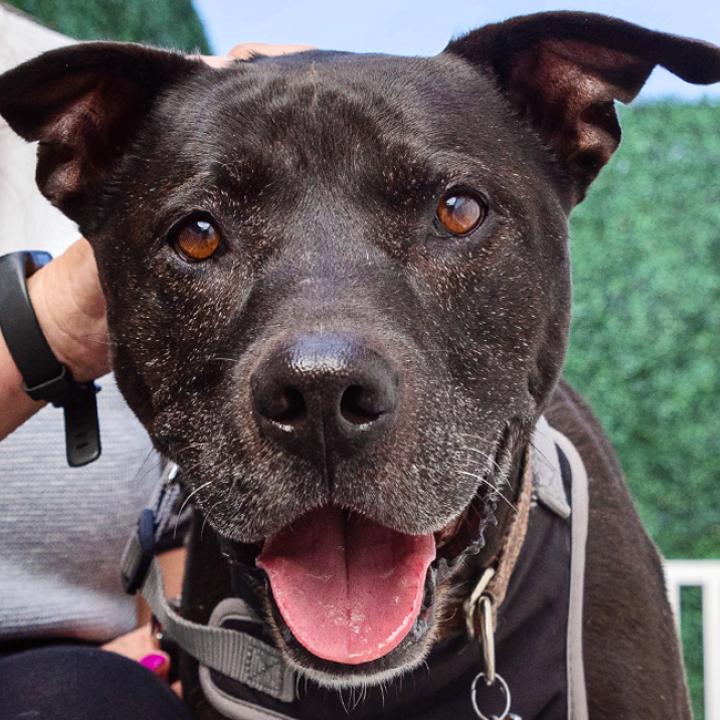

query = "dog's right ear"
[0,43,201,226]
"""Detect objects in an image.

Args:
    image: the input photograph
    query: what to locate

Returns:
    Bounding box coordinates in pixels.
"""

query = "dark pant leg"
[0,645,193,720]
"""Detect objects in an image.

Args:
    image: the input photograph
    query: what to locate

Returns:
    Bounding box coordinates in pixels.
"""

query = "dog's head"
[2,12,718,687]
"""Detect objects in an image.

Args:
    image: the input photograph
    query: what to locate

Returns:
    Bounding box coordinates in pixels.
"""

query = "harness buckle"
[121,461,185,595]
[121,507,157,594]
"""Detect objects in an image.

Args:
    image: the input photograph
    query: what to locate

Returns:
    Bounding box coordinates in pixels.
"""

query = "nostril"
[340,385,383,426]
[266,386,307,426]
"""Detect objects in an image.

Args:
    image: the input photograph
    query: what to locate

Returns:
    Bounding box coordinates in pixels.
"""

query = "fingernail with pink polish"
[140,653,167,672]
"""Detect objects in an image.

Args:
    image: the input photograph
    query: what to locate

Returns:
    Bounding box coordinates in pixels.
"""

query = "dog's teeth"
[463,524,487,555]
[485,508,498,527]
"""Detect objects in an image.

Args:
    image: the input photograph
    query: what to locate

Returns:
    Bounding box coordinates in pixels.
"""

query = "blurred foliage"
[567,100,720,558]
[566,100,720,719]
[680,587,705,720]
[9,0,210,52]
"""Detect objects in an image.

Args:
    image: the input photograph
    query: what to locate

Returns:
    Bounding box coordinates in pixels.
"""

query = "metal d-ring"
[465,566,495,638]
[470,671,512,720]
[478,594,496,686]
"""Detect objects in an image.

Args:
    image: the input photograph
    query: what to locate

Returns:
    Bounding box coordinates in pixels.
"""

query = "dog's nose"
[250,333,399,463]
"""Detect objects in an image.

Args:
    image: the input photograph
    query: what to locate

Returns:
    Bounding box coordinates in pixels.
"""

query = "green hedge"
[566,100,720,719]
[9,0,210,52]
[567,101,720,560]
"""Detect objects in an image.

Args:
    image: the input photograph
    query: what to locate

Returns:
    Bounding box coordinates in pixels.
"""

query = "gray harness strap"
[122,540,295,702]
[533,416,571,519]
[198,600,298,720]
[531,417,590,718]
[551,428,590,720]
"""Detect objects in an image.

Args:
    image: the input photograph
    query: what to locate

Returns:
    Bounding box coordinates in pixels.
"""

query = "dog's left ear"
[445,12,720,205]
[0,42,202,227]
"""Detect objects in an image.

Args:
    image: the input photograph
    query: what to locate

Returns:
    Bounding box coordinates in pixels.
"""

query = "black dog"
[2,11,719,719]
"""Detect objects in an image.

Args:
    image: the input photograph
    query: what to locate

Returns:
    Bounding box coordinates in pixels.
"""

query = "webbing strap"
[551,428,590,720]
[121,537,295,703]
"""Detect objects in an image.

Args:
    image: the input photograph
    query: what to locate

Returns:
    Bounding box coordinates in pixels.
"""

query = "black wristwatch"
[0,251,101,466]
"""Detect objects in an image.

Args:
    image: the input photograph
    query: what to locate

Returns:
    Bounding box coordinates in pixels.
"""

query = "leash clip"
[465,566,497,682]
[466,567,520,719]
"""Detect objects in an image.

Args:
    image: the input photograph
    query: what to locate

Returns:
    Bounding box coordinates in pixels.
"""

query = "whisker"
[457,470,517,512]
[130,447,159,486]
[174,479,214,537]
[456,445,504,476]
[201,499,223,540]
[337,686,349,715]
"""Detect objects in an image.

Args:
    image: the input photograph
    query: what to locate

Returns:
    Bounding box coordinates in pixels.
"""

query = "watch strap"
[0,251,64,394]
[0,251,101,466]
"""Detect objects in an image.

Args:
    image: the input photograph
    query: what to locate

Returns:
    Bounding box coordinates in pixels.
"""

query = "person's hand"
[27,237,109,382]
[102,623,169,677]
[102,623,182,696]
[201,42,314,67]
[102,549,186,693]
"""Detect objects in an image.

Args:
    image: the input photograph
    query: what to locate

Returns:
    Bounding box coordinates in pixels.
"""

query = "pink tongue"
[256,506,435,665]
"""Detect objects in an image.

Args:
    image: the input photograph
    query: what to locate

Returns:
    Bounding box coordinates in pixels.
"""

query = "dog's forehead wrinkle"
[182,56,526,184]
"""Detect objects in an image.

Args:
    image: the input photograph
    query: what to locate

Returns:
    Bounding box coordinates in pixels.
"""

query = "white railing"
[665,559,720,720]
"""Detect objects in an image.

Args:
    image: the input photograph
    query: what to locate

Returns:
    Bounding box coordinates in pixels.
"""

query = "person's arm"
[0,238,108,439]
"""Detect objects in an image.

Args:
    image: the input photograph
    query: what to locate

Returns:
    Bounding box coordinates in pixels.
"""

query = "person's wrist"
[27,238,109,382]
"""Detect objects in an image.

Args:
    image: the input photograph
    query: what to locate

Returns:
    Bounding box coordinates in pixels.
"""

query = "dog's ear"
[0,42,201,225]
[445,12,720,205]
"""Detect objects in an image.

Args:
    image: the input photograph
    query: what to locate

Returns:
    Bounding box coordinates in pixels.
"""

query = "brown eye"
[173,217,221,261]
[436,190,487,236]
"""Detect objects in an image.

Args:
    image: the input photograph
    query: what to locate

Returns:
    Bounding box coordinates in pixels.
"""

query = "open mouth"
[252,490,497,668]
[217,426,512,675]
[257,505,436,665]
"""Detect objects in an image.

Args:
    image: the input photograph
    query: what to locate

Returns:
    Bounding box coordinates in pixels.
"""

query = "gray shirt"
[0,377,159,642]
[0,5,160,643]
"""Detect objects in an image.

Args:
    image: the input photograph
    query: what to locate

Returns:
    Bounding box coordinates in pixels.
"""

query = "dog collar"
[121,416,588,719]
